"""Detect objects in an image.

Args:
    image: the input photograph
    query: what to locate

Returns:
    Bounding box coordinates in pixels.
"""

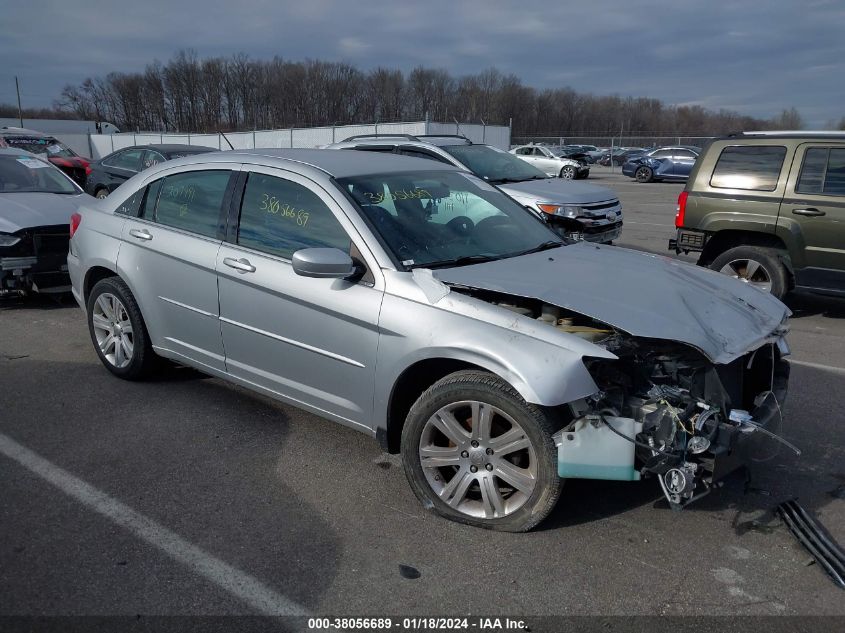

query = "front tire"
[708,245,789,299]
[560,165,577,179]
[635,166,653,183]
[87,277,158,379]
[401,370,562,532]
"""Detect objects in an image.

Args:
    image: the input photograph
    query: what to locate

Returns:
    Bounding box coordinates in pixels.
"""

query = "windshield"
[440,144,547,184]
[2,137,76,158]
[337,170,563,269]
[0,155,79,194]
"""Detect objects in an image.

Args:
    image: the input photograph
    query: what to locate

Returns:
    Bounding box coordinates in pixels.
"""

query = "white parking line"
[789,359,845,375]
[0,432,307,616]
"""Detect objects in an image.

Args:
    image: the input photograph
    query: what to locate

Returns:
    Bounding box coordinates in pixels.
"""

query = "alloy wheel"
[719,258,773,292]
[418,400,537,519]
[91,293,135,368]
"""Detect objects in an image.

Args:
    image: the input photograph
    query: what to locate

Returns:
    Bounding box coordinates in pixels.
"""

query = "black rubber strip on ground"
[777,499,845,589]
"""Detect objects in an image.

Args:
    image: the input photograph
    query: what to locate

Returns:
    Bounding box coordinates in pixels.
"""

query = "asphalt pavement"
[1,168,844,622]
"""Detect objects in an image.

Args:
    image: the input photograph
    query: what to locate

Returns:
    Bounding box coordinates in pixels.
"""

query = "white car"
[510,145,590,179]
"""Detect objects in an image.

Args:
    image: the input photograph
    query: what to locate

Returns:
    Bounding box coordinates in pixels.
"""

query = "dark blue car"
[622,146,701,182]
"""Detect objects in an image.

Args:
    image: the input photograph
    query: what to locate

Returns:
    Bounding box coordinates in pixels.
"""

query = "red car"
[0,127,91,187]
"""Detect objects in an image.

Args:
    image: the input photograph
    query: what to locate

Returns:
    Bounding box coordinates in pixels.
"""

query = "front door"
[117,165,237,371]
[102,148,144,192]
[780,144,845,292]
[216,167,383,428]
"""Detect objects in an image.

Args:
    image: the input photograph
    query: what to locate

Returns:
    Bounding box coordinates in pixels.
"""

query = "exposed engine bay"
[456,287,794,510]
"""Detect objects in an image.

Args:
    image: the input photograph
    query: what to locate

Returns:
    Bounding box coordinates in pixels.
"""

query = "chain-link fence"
[511,135,714,149]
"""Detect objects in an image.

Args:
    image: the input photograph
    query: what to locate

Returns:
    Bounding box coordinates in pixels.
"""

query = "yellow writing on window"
[259,193,310,227]
[361,188,432,205]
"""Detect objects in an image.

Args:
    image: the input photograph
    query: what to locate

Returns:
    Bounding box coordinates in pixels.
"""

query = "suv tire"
[560,165,577,179]
[401,370,562,532]
[87,276,159,380]
[709,245,789,299]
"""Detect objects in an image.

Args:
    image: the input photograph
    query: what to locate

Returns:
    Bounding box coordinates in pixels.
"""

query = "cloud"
[1,0,843,126]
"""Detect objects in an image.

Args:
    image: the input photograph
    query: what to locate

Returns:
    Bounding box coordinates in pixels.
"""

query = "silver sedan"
[68,149,791,531]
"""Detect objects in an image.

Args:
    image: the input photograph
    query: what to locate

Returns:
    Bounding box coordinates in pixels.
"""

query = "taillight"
[70,212,82,238]
[84,161,92,176]
[675,191,688,228]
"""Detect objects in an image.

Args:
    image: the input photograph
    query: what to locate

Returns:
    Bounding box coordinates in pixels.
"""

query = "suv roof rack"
[729,130,845,138]
[416,134,472,143]
[343,133,420,142]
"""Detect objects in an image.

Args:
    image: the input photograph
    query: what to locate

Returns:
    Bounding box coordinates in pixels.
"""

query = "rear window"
[797,147,845,196]
[1,136,75,158]
[709,145,786,191]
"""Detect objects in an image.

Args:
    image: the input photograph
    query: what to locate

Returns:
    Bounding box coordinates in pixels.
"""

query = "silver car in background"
[68,149,791,531]
[327,135,622,244]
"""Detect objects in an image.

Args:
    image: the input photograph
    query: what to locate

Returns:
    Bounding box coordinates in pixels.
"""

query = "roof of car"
[111,144,216,154]
[335,134,473,149]
[726,130,845,140]
[173,148,458,178]
[0,127,56,139]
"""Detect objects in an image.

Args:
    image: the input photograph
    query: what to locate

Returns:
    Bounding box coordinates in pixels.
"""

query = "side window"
[651,150,673,158]
[154,170,230,237]
[116,188,145,216]
[142,151,166,170]
[674,150,697,159]
[515,147,530,155]
[710,145,787,191]
[237,173,350,260]
[105,149,144,171]
[797,148,845,196]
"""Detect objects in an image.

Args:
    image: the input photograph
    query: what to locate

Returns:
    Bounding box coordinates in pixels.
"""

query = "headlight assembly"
[537,204,582,218]
[0,234,21,247]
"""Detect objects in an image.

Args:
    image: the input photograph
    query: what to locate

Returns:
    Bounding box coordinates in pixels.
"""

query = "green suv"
[670,131,845,299]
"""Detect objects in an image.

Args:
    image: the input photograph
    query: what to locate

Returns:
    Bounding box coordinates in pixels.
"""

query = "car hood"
[499,179,618,205]
[435,242,790,364]
[0,193,84,233]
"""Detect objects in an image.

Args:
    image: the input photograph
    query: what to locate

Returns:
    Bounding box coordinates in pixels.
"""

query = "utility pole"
[15,76,23,127]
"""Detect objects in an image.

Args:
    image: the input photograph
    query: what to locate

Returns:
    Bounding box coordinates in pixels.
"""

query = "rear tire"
[87,277,159,380]
[95,188,109,199]
[401,370,562,532]
[709,245,789,299]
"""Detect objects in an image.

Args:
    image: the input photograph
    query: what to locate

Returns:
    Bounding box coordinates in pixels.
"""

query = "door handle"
[223,257,256,273]
[129,228,153,240]
[792,208,825,217]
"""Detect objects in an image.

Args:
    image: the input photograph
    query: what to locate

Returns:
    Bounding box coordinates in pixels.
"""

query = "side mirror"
[291,247,357,279]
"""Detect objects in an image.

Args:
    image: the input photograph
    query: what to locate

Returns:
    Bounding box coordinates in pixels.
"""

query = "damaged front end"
[455,287,792,510]
[567,335,791,509]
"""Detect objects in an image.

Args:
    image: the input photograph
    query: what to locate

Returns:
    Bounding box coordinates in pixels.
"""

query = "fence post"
[252,130,256,149]
[87,133,94,159]
[133,133,137,146]
[110,135,114,153]
[289,128,293,148]
[425,111,430,135]
[187,131,191,146]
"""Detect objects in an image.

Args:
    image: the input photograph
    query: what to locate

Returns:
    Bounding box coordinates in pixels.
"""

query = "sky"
[1,0,843,128]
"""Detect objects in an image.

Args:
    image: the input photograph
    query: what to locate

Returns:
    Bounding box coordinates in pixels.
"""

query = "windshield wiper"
[488,176,545,185]
[512,241,564,256]
[411,254,501,270]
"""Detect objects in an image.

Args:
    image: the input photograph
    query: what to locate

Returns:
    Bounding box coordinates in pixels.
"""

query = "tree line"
[6,50,843,136]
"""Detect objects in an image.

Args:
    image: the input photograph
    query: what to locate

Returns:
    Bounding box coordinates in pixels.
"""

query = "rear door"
[780,144,845,291]
[102,149,145,191]
[671,149,698,178]
[216,167,383,427]
[117,164,238,371]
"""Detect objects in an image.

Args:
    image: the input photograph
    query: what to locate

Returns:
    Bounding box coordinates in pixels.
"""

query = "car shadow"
[785,290,845,319]
[1,357,344,611]
[0,292,76,311]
